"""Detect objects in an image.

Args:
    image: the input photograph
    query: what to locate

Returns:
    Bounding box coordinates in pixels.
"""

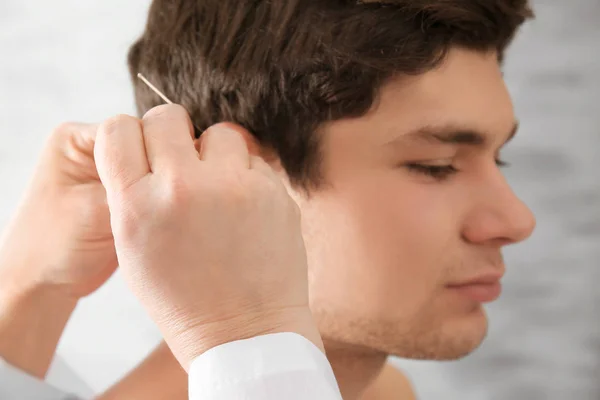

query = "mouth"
[446,270,505,303]
[447,282,502,303]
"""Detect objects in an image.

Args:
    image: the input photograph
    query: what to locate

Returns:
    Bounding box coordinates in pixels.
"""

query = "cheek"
[300,172,462,318]
[348,175,458,299]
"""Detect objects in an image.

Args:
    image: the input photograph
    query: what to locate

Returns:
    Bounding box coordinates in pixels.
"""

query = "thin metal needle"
[137,73,174,104]
[136,73,202,136]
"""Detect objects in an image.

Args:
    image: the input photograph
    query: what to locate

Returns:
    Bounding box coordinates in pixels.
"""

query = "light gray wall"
[1,1,598,399]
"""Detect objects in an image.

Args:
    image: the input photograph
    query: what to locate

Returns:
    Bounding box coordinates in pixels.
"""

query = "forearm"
[0,272,77,378]
[97,341,187,400]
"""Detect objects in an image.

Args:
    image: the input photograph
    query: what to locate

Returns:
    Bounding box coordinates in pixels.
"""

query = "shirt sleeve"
[188,332,343,400]
[0,357,81,400]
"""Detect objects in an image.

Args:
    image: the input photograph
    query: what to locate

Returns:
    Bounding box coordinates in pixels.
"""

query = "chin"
[315,302,490,361]
[387,305,490,361]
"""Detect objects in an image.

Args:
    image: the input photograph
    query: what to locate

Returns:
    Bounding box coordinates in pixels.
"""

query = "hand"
[0,122,117,300]
[94,105,323,370]
[0,123,117,377]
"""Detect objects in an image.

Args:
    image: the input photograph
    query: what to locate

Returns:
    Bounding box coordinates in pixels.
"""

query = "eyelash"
[406,159,509,180]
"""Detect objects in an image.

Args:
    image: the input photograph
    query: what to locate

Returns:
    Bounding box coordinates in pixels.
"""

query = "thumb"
[94,115,151,194]
[69,123,100,156]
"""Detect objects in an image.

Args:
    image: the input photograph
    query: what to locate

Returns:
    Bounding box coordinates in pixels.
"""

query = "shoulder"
[361,363,417,400]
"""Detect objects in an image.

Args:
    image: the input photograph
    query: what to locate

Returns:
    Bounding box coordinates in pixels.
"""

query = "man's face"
[287,48,536,360]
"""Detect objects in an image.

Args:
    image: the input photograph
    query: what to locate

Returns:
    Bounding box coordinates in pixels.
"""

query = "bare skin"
[361,364,416,400]
[100,47,535,400]
[0,123,116,379]
[1,47,534,400]
[97,342,415,400]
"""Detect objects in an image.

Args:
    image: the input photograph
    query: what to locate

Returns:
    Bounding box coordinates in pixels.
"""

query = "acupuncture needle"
[136,73,202,136]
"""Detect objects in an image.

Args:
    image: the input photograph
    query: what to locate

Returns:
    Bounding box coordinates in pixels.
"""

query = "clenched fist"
[0,123,117,300]
[0,122,117,377]
[94,105,323,369]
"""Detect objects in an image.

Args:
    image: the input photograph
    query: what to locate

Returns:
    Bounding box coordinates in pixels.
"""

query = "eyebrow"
[384,121,519,149]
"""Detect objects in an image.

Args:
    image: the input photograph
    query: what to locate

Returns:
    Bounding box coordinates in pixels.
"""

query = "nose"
[462,176,537,246]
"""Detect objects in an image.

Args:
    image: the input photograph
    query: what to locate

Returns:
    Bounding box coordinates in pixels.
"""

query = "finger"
[199,123,251,170]
[69,123,100,155]
[49,122,98,152]
[141,104,198,172]
[72,122,100,141]
[94,115,150,193]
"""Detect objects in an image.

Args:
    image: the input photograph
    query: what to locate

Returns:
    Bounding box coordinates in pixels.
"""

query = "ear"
[195,122,282,170]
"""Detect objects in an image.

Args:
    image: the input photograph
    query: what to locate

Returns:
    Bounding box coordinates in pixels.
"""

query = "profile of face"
[283,47,536,360]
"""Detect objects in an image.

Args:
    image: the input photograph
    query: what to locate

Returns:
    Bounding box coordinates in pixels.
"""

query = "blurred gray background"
[0,0,598,399]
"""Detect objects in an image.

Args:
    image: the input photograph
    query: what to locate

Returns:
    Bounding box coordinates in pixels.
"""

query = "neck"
[324,340,388,400]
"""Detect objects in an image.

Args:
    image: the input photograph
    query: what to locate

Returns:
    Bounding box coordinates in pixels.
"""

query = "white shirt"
[0,332,343,400]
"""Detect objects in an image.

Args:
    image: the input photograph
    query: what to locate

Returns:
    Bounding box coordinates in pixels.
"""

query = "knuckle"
[51,121,76,137]
[99,114,139,137]
[200,126,216,141]
[50,122,91,144]
[162,174,194,207]
[142,104,188,124]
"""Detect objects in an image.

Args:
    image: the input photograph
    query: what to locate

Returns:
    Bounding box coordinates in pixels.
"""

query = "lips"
[447,270,505,303]
[448,282,502,303]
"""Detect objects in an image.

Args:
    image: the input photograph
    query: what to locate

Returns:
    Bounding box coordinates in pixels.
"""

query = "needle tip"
[136,73,173,105]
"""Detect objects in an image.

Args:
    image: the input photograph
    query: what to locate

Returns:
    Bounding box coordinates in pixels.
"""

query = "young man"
[99,0,536,398]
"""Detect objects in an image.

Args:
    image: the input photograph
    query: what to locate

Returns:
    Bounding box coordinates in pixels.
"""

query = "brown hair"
[128,0,533,192]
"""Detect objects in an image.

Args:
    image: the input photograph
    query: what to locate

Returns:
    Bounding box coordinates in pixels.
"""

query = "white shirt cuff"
[0,357,79,400]
[188,332,343,399]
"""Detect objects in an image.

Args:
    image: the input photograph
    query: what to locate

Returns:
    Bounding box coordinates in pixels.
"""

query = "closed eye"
[406,158,509,181]
[405,163,458,180]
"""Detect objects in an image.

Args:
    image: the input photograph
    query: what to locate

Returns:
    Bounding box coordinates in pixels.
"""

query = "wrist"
[166,306,324,371]
[0,277,78,378]
[0,255,78,307]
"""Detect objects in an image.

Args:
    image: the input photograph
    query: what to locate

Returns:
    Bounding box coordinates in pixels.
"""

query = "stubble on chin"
[314,306,489,361]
